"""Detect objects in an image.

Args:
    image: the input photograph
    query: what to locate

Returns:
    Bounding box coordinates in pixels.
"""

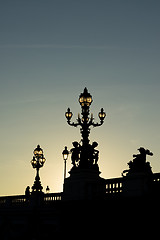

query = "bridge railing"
[1,172,160,206]
[105,173,160,196]
[0,192,62,207]
[43,192,62,203]
[0,195,26,206]
[105,177,124,195]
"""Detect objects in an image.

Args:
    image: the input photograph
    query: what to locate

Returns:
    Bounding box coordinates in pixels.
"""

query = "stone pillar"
[63,169,106,201]
[123,173,152,197]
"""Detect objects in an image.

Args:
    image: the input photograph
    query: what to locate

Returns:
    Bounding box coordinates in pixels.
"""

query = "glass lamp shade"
[39,157,46,165]
[79,88,93,107]
[65,108,73,121]
[62,146,69,160]
[98,108,106,121]
[34,145,43,158]
[31,157,37,168]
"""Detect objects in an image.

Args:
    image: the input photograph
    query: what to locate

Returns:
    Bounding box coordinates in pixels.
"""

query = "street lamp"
[62,146,69,180]
[31,145,46,192]
[98,108,106,123]
[65,88,106,169]
[46,186,50,194]
[65,108,73,122]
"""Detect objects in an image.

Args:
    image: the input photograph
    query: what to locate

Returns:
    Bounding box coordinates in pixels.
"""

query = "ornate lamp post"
[31,145,46,192]
[65,88,106,169]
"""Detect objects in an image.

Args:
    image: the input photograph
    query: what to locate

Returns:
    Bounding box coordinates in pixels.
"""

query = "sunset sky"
[0,0,160,196]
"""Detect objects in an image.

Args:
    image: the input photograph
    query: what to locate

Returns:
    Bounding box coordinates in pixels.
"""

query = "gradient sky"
[0,0,160,196]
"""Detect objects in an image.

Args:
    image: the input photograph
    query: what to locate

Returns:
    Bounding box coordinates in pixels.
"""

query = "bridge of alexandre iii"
[0,88,160,239]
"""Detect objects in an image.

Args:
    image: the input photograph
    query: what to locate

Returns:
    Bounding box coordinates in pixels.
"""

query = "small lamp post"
[46,186,50,194]
[31,145,46,192]
[62,146,69,180]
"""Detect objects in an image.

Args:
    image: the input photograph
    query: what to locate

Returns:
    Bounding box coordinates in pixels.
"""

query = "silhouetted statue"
[88,142,99,165]
[25,186,30,200]
[70,142,81,167]
[122,147,153,176]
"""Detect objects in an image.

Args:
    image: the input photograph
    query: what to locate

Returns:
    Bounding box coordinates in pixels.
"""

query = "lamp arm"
[67,120,80,127]
[91,121,103,127]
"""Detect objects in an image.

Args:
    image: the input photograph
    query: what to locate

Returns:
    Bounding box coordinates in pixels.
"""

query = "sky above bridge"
[0,0,160,195]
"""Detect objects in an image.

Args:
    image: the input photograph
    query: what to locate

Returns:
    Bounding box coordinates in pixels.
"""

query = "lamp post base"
[32,174,43,193]
[63,168,106,201]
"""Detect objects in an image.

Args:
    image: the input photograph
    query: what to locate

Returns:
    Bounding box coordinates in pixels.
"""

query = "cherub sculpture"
[70,141,81,167]
[88,142,99,165]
